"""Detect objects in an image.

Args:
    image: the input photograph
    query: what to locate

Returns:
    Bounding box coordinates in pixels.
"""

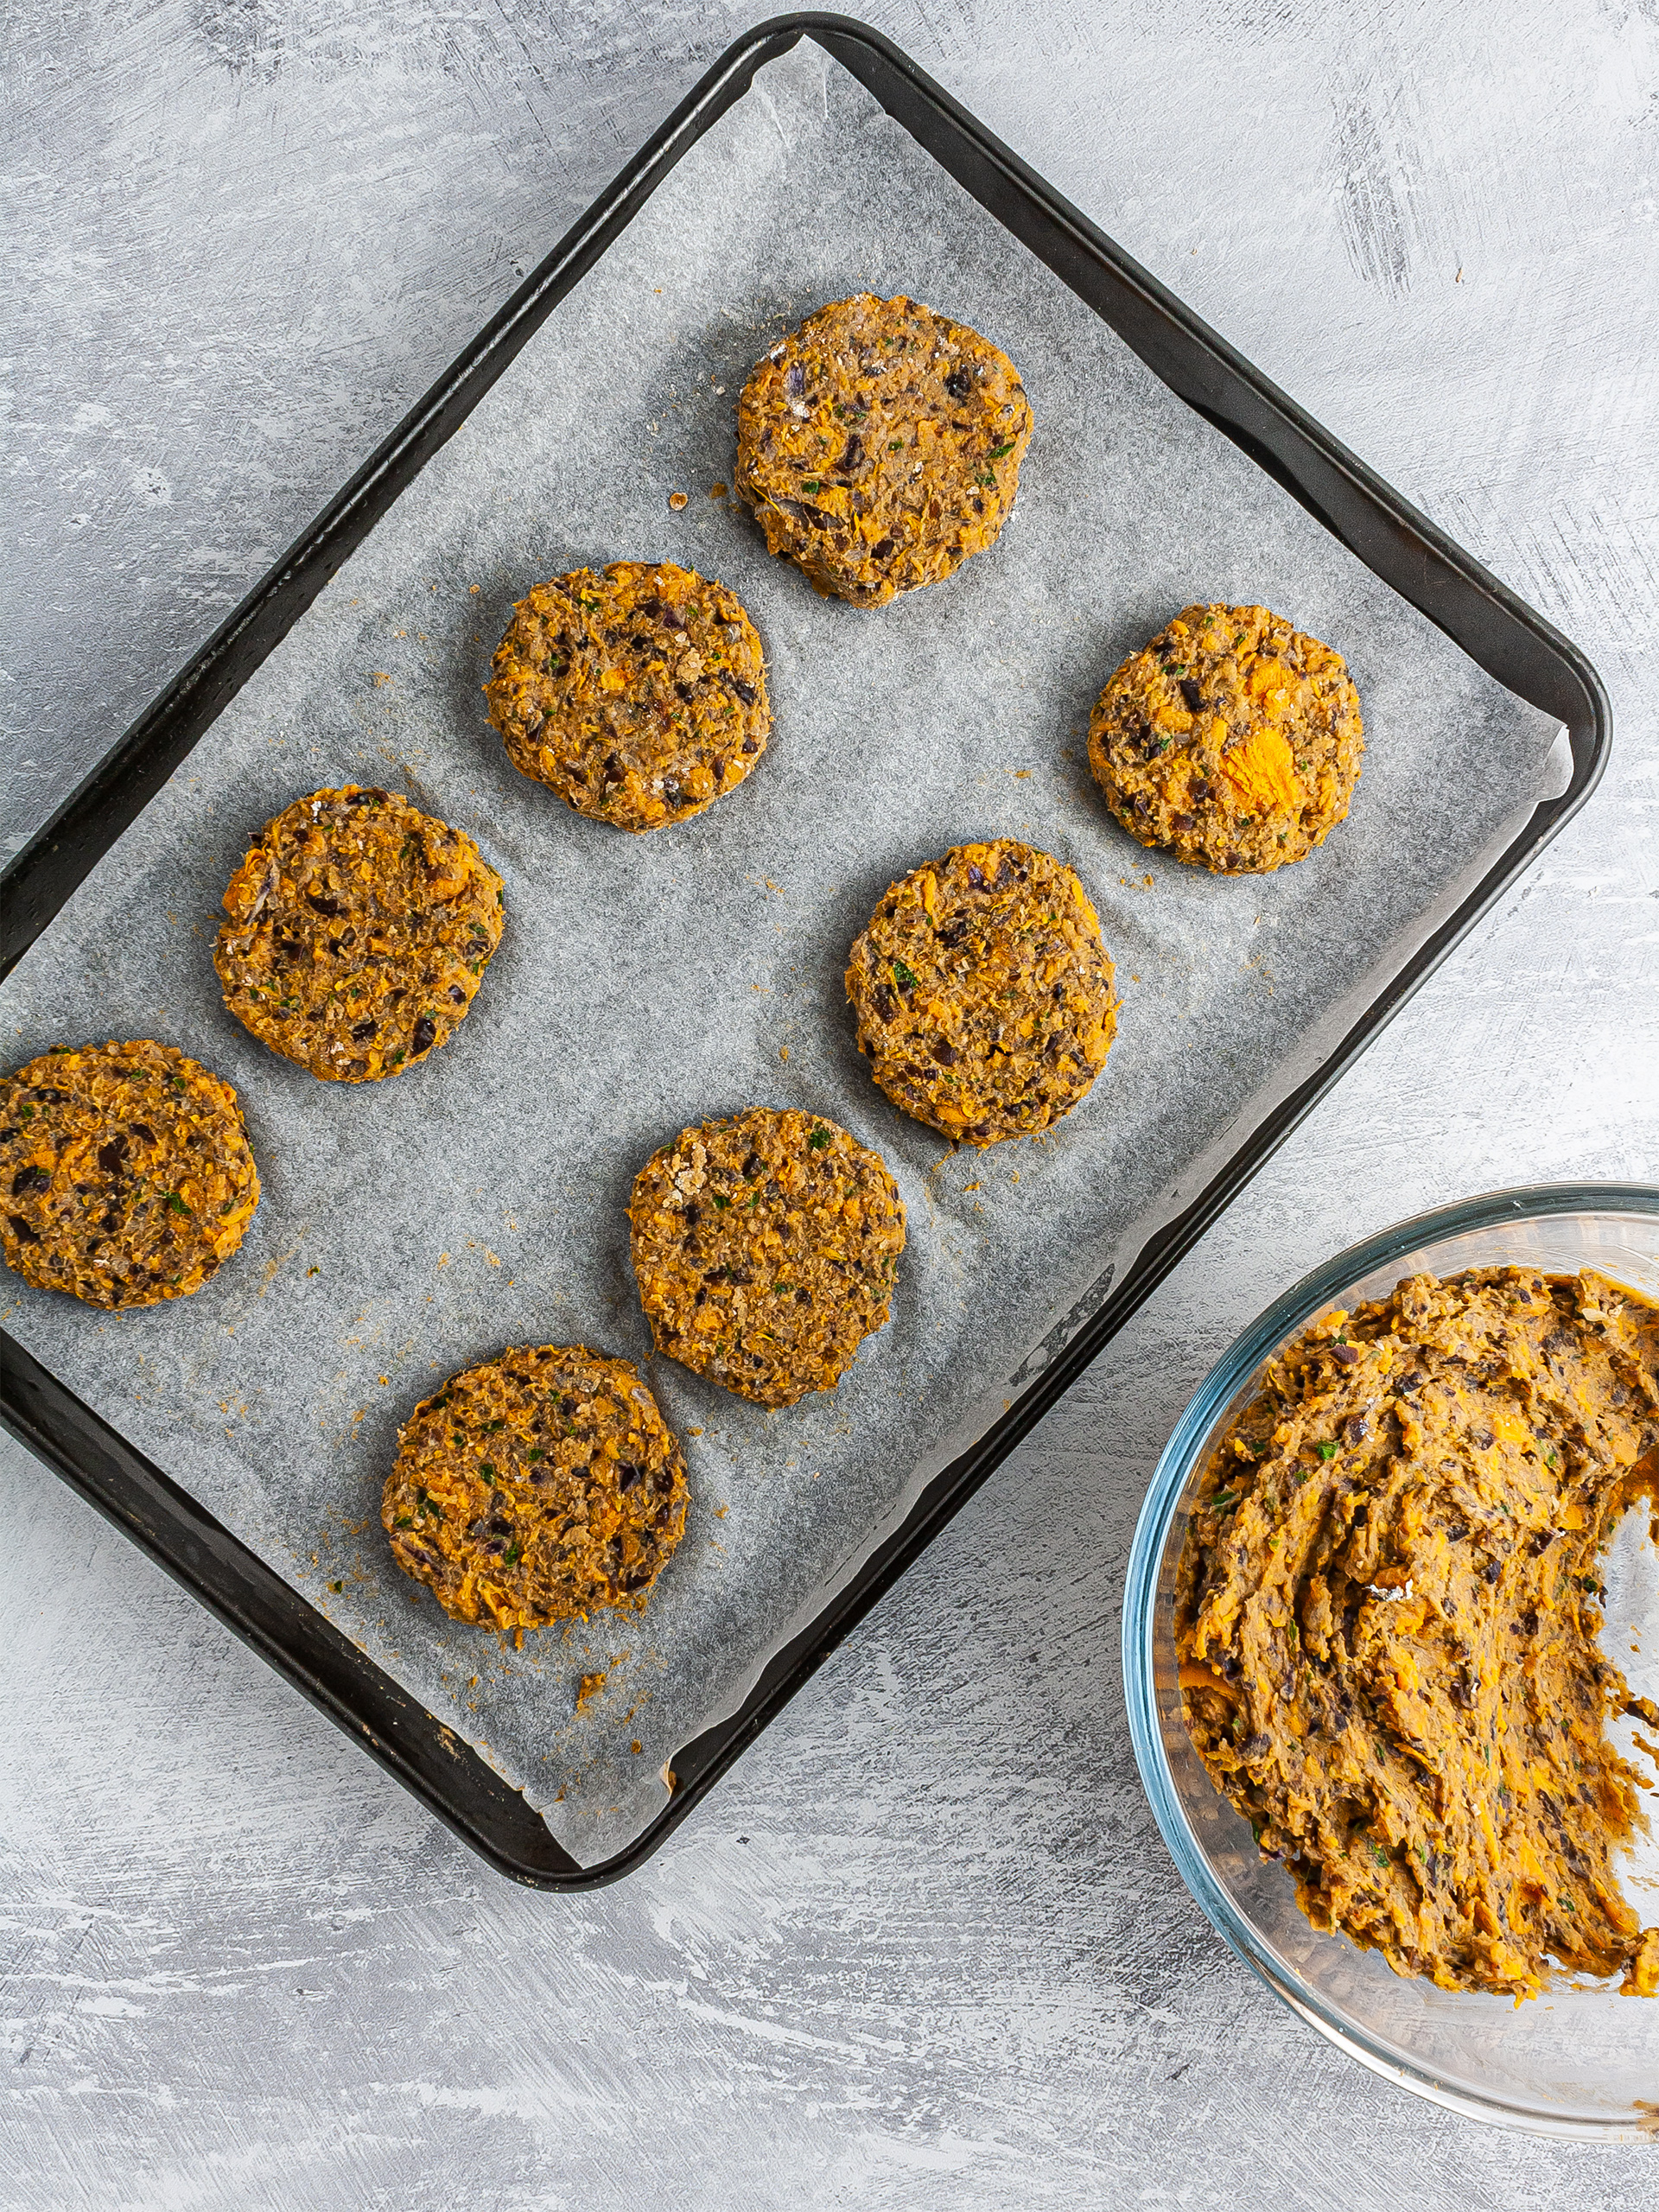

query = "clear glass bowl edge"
[1121,1179,1659,2139]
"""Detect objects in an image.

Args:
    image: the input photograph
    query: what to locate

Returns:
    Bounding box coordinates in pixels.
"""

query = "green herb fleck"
[892,958,919,989]
[1318,1441,1337,1460]
[505,1542,522,1567]
[329,1580,344,1593]
[711,1193,730,1210]
[807,1128,832,1151]
[167,1192,190,1216]
[989,440,1016,458]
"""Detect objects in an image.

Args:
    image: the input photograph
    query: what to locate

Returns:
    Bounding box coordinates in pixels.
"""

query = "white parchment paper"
[0,45,1560,1863]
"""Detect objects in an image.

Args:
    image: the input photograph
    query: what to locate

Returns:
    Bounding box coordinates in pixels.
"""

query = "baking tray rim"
[0,10,1612,1889]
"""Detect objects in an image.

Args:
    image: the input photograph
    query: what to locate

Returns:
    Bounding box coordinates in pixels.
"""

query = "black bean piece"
[617,1463,645,1493]
[674,682,693,702]
[345,788,388,807]
[1344,1414,1368,1445]
[29,1088,67,1103]
[943,367,971,399]
[96,1137,128,1176]
[1484,1558,1503,1585]
[872,984,897,1021]
[839,433,863,472]
[1190,778,1211,801]
[1171,811,1196,834]
[1331,1343,1361,1367]
[9,1214,40,1243]
[11,1164,48,1196]
[307,892,343,917]
[785,360,804,397]
[131,1123,157,1145]
[795,1287,811,1305]
[447,985,467,1005]
[350,1019,377,1042]
[730,677,756,706]
[1179,677,1204,713]
[931,1039,958,1065]
[410,1015,437,1056]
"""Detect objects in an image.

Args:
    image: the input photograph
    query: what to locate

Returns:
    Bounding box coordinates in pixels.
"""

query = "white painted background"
[3,3,1656,2203]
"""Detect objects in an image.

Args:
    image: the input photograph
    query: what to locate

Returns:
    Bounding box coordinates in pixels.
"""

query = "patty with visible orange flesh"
[383,1344,688,1634]
[846,838,1117,1146]
[1,1039,259,1307]
[736,293,1032,606]
[628,1108,906,1408]
[1089,603,1363,874]
[484,561,769,831]
[215,785,503,1082]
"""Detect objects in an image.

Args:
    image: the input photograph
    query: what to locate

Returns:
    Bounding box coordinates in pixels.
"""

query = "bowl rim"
[1122,1179,1659,2139]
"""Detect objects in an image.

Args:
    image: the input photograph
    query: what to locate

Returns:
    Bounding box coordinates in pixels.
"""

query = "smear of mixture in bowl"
[1177,1265,1659,2001]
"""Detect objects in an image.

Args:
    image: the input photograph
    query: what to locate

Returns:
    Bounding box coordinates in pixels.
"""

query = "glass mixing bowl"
[1123,1185,1659,2138]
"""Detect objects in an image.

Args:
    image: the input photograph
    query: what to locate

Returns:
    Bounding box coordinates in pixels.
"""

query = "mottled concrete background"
[3,3,1656,2207]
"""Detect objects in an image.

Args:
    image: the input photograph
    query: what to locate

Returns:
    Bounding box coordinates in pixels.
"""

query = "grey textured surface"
[2,1,1656,2204]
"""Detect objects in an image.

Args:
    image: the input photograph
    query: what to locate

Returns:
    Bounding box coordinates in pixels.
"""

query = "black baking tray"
[0,12,1609,1887]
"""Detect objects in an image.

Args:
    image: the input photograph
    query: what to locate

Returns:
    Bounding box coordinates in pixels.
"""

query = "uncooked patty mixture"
[736,292,1032,605]
[845,837,1116,1145]
[1090,603,1363,874]
[1178,1266,1659,1999]
[484,561,769,831]
[629,1107,906,1408]
[1,1040,260,1308]
[215,785,504,1081]
[384,1344,688,1634]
